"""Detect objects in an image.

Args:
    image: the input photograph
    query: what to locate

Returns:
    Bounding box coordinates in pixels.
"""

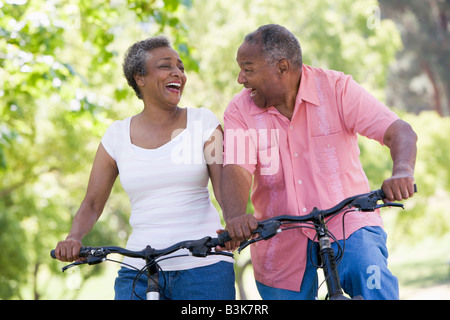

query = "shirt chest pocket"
[311,131,350,175]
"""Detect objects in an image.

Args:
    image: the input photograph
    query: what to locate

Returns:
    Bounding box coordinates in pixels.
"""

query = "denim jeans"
[114,261,235,300]
[256,226,399,300]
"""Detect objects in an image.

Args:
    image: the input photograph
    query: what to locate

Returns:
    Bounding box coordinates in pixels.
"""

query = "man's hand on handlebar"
[221,214,259,251]
[381,174,415,202]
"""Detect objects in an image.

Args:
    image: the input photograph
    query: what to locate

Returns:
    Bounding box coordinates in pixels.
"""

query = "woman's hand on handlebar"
[54,238,83,262]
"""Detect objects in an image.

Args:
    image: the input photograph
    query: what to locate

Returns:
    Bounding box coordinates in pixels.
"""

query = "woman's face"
[135,46,187,107]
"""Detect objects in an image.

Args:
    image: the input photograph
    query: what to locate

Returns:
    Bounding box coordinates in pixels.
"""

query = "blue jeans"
[256,226,399,300]
[114,261,235,300]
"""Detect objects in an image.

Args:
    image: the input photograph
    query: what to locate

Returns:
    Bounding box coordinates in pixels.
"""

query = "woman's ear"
[134,74,145,87]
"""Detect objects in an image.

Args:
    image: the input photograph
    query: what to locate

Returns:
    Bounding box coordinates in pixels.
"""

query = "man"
[221,24,417,300]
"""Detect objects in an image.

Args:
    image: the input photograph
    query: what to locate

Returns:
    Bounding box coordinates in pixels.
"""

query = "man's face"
[236,41,285,109]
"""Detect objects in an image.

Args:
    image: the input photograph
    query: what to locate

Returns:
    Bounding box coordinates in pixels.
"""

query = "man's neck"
[274,69,302,120]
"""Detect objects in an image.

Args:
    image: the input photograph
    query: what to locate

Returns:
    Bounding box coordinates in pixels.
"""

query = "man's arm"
[221,164,258,250]
[382,119,418,201]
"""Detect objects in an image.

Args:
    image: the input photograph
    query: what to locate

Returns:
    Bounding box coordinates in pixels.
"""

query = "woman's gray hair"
[244,24,302,68]
[123,36,172,100]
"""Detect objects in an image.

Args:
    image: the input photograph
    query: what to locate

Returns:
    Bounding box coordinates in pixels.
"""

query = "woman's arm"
[205,125,224,209]
[54,143,118,262]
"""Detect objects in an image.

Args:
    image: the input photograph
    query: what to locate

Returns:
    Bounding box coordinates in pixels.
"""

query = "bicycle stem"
[146,262,160,300]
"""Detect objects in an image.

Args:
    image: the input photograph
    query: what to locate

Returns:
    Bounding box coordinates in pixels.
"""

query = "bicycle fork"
[314,215,346,300]
[318,236,346,299]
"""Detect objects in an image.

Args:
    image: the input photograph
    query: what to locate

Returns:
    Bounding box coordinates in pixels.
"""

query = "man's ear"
[277,58,290,75]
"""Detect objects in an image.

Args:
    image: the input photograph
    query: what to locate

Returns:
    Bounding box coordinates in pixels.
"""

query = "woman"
[54,36,235,300]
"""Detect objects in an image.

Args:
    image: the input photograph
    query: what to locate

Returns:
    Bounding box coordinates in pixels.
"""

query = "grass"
[388,233,450,299]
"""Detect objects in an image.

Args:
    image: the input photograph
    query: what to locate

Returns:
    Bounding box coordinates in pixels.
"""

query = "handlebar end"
[50,249,56,259]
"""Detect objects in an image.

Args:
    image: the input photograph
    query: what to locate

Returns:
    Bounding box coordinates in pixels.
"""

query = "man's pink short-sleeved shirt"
[223,64,399,291]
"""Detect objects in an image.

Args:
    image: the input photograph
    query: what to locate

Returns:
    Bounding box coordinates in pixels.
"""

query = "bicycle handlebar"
[219,184,417,252]
[51,185,416,266]
[51,236,231,271]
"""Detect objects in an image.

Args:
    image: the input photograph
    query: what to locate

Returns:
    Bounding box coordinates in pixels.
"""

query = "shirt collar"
[297,64,320,107]
[247,64,320,116]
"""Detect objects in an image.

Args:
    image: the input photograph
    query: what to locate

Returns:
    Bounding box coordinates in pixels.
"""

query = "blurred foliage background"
[1,0,449,300]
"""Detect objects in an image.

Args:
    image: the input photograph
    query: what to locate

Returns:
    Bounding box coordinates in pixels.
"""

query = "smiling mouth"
[166,82,182,93]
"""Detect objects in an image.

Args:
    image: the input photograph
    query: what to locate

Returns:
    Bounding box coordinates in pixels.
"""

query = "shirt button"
[294,152,298,157]
[302,208,307,212]
[298,180,302,184]
[289,125,293,130]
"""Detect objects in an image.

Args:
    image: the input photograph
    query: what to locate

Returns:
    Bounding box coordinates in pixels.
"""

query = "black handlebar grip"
[50,249,56,259]
[217,231,232,246]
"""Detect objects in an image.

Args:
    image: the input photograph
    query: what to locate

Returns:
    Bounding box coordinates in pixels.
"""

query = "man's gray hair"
[244,24,302,68]
[123,36,172,100]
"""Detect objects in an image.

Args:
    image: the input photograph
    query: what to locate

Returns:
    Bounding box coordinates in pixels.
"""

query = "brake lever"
[237,220,282,253]
[349,196,379,212]
[376,203,404,209]
[62,260,88,272]
[186,237,214,257]
[350,193,406,211]
[354,184,416,211]
[237,238,258,253]
[61,256,105,272]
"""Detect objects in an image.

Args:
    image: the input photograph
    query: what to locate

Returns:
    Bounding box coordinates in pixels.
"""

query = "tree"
[379,0,450,116]
[180,0,401,118]
[359,111,450,245]
[3,0,439,300]
[0,0,193,299]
